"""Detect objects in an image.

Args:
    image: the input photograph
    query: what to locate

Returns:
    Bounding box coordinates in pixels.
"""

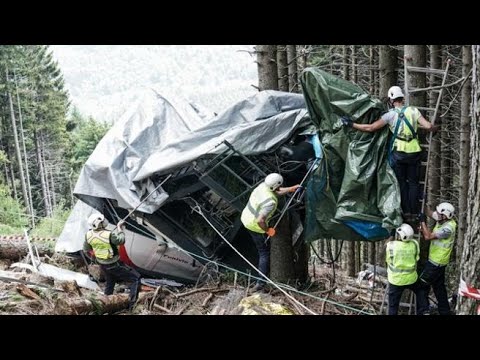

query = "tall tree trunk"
[277,45,288,92]
[428,45,442,207]
[296,45,307,77]
[343,45,350,81]
[369,46,376,96]
[355,241,361,273]
[332,239,339,265]
[3,162,9,189]
[319,238,325,258]
[14,70,35,225]
[362,242,368,267]
[293,242,309,284]
[440,49,451,200]
[404,46,427,107]
[287,45,298,92]
[8,161,18,201]
[351,45,358,83]
[6,68,29,212]
[457,45,480,315]
[41,133,53,216]
[346,241,356,277]
[35,130,51,217]
[368,242,376,266]
[49,165,56,209]
[457,46,472,253]
[404,45,428,262]
[270,213,295,283]
[256,45,278,91]
[379,45,398,99]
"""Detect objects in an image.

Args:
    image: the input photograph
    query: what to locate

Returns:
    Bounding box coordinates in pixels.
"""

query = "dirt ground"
[0,245,393,315]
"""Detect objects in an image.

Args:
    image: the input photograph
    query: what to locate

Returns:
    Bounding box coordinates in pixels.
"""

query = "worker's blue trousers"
[417,261,450,315]
[248,230,270,285]
[391,151,422,216]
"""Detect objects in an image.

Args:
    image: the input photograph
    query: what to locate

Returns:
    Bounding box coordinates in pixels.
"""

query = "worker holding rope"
[240,173,301,292]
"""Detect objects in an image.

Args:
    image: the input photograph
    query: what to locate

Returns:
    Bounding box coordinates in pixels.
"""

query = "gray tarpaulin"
[74,89,310,213]
[55,200,101,253]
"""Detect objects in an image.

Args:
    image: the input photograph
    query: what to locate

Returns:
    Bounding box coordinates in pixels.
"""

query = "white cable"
[189,202,317,315]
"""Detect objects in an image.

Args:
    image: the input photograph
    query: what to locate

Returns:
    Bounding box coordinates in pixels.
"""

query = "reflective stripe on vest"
[241,183,278,233]
[386,240,419,286]
[390,107,421,153]
[86,230,114,260]
[429,219,457,266]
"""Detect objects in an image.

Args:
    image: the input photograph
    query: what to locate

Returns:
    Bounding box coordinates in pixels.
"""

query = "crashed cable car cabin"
[61,90,316,282]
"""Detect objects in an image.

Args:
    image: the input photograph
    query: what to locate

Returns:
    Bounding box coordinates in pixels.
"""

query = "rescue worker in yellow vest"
[385,223,422,315]
[241,173,301,292]
[416,202,457,315]
[83,213,141,311]
[342,86,437,221]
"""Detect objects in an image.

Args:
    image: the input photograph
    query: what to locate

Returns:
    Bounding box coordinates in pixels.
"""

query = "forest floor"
[0,243,393,315]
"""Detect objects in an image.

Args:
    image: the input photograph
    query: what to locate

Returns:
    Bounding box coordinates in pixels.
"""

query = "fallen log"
[54,294,131,315]
[54,292,151,315]
[0,240,53,260]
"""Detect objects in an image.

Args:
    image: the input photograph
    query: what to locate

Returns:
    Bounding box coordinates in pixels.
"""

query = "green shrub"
[31,204,71,238]
[0,224,24,236]
[0,183,28,231]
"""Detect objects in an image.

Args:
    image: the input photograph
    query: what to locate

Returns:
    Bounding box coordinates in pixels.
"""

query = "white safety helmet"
[264,173,283,191]
[436,202,455,219]
[396,223,414,241]
[88,213,107,230]
[388,86,405,100]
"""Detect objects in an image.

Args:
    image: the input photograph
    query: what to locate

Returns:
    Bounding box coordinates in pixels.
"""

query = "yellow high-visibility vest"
[241,183,278,233]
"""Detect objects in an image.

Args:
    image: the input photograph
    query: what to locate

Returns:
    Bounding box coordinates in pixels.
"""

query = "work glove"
[340,116,353,128]
[266,228,276,237]
[289,184,303,193]
[417,213,427,223]
[430,124,440,136]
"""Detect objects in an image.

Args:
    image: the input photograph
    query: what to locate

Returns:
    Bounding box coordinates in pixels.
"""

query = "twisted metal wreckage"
[57,69,403,284]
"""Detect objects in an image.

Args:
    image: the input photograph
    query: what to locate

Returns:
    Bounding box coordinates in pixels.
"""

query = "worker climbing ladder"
[379,59,452,315]
[403,57,451,218]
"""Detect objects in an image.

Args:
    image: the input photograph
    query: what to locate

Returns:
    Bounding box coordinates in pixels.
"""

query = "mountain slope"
[51,45,258,122]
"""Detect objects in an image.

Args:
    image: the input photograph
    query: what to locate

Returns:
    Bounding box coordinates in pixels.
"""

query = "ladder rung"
[420,144,428,149]
[421,162,428,166]
[406,66,445,75]
[417,106,436,112]
[419,181,425,185]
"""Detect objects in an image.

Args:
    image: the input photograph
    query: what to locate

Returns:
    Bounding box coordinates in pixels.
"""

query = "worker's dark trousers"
[391,151,422,216]
[388,282,422,315]
[100,261,141,309]
[416,261,450,315]
[248,230,270,286]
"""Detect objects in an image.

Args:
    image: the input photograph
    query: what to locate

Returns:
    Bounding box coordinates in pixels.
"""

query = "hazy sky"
[50,45,258,122]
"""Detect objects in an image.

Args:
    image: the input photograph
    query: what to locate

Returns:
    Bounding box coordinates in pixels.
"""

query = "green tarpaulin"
[300,68,403,242]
